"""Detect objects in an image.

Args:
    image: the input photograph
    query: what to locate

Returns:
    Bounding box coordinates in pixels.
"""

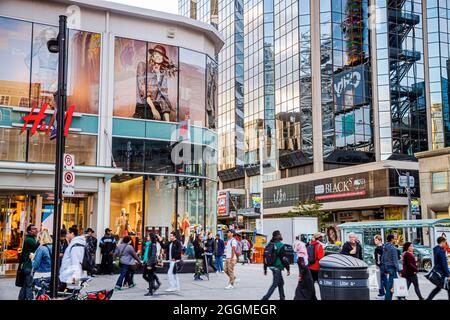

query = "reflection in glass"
[0,128,27,161]
[206,57,218,129]
[67,30,101,114]
[0,17,32,108]
[179,48,206,125]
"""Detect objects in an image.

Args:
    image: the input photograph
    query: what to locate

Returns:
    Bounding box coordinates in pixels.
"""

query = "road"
[0,263,447,300]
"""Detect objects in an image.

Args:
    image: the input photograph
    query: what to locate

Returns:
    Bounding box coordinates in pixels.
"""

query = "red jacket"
[401,251,418,278]
[309,240,324,271]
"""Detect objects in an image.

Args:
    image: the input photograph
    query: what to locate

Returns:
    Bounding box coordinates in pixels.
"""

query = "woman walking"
[400,242,424,300]
[294,240,316,300]
[194,234,205,281]
[31,231,53,289]
[142,233,161,296]
[114,236,142,291]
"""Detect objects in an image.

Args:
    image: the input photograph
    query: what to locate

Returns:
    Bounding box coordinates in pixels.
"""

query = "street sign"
[63,153,75,197]
[63,153,75,171]
[399,175,415,188]
[62,171,75,196]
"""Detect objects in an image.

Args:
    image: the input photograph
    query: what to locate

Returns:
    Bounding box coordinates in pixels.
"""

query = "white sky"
[105,0,178,14]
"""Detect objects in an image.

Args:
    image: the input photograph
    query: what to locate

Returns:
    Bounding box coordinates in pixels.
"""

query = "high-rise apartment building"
[180,0,450,235]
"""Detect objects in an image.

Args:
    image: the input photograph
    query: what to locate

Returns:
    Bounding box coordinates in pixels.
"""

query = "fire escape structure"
[388,0,422,154]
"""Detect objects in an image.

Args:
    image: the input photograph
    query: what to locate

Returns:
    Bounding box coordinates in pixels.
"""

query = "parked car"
[397,244,433,272]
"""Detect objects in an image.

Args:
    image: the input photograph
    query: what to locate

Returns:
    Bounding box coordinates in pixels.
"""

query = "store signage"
[20,102,75,138]
[314,177,366,201]
[273,188,287,205]
[399,175,415,188]
[62,153,75,197]
[410,199,420,216]
[217,192,229,216]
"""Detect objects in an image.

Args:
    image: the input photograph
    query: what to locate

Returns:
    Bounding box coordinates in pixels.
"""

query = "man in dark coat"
[340,233,363,260]
[214,234,225,273]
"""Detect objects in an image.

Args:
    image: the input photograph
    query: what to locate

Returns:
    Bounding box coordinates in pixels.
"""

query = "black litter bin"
[318,254,369,300]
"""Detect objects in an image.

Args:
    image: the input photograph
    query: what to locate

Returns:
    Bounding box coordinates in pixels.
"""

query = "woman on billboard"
[134,44,177,121]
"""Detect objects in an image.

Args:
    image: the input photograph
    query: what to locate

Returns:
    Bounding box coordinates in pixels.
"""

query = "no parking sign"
[63,153,75,197]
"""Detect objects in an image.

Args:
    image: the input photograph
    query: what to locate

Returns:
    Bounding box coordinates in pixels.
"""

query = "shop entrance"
[0,192,93,276]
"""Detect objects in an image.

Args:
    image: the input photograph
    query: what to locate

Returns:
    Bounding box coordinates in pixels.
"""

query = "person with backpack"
[262,230,290,300]
[224,229,239,289]
[241,236,252,265]
[85,228,97,276]
[308,232,325,286]
[293,239,316,300]
[426,236,450,300]
[114,236,142,291]
[59,226,88,289]
[142,233,161,296]
[214,234,225,273]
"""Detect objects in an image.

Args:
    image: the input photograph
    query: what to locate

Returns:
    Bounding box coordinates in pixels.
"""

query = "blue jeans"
[384,266,398,300]
[116,264,134,288]
[262,267,285,300]
[378,266,387,295]
[215,255,224,272]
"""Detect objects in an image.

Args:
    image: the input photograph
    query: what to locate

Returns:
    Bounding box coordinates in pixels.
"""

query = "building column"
[311,0,324,173]
[369,0,381,162]
[422,0,433,151]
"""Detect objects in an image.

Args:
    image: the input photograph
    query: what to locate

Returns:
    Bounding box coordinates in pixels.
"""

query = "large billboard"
[333,64,370,112]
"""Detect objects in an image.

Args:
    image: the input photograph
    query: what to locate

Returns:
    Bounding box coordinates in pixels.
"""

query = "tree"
[285,198,332,230]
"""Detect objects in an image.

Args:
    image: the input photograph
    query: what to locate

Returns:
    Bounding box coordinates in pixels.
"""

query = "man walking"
[426,236,450,300]
[18,224,39,300]
[214,234,225,273]
[224,229,238,289]
[262,230,290,300]
[99,228,116,275]
[241,236,251,264]
[157,231,182,292]
[204,232,217,273]
[59,226,87,289]
[85,228,97,276]
[382,234,400,300]
[374,235,386,298]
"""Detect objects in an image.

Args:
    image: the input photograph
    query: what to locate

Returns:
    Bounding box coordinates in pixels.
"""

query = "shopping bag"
[393,278,409,297]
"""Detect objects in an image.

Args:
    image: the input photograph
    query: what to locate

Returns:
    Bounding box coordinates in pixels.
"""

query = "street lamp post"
[383,164,412,242]
[49,15,69,298]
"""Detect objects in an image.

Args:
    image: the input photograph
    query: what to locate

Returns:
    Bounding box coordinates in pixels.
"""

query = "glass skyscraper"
[180,0,450,226]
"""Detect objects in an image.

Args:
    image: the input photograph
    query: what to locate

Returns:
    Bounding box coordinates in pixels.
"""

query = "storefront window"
[0,17,32,108]
[112,137,144,172]
[0,128,26,161]
[205,179,217,235]
[28,132,97,166]
[146,176,176,239]
[30,23,59,108]
[113,38,178,122]
[110,176,144,238]
[113,37,147,118]
[67,30,101,114]
[179,48,206,126]
[432,171,448,192]
[144,140,174,174]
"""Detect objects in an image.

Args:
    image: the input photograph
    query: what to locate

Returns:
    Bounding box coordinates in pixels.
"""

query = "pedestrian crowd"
[15,224,450,300]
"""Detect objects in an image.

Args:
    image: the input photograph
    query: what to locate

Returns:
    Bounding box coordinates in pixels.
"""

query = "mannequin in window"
[116,208,133,238]
[182,213,190,248]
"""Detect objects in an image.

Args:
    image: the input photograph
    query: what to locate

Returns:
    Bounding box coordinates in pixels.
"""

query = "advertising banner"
[41,204,54,235]
[217,192,229,216]
[434,226,450,269]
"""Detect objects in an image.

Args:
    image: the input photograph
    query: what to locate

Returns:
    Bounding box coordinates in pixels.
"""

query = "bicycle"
[33,277,114,300]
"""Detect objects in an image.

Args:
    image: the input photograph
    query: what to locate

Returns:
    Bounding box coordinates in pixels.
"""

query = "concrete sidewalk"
[0,263,447,300]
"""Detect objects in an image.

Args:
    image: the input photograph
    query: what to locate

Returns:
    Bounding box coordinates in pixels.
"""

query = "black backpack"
[306,243,317,265]
[263,242,278,266]
[71,243,96,272]
[280,244,294,265]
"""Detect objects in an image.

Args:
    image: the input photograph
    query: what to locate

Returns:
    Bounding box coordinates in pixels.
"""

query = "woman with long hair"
[31,230,53,288]
[400,242,424,300]
[142,233,161,296]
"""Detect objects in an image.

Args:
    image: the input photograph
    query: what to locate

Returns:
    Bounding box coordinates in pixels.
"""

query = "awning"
[338,218,450,230]
[0,161,122,180]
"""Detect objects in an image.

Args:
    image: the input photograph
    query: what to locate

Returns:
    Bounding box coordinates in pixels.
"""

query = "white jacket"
[59,236,87,284]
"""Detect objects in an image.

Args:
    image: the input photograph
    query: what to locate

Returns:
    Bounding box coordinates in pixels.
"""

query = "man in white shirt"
[224,229,238,289]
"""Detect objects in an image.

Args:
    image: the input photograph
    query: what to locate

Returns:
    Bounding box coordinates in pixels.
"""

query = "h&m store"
[0,0,223,274]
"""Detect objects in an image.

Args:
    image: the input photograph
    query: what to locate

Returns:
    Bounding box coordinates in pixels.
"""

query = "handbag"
[175,260,184,273]
[425,268,446,289]
[15,262,25,288]
[130,261,141,271]
[393,277,409,297]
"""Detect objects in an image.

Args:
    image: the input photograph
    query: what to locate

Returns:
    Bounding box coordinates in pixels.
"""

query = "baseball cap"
[313,232,324,239]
